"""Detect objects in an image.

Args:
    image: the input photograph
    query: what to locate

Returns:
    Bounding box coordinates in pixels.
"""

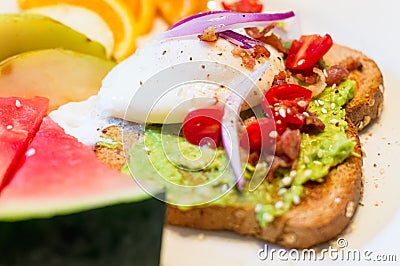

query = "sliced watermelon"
[0,96,49,190]
[0,117,149,221]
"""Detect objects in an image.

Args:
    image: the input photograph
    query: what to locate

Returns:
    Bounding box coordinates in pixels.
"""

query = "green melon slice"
[0,96,49,190]
[0,117,150,221]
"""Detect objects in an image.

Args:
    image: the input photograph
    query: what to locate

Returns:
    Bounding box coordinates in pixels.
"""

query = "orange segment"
[124,0,156,35]
[156,0,209,25]
[18,0,138,61]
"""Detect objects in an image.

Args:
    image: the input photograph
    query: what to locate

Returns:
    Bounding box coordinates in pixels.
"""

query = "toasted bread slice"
[94,45,382,248]
[324,44,384,130]
[166,120,362,249]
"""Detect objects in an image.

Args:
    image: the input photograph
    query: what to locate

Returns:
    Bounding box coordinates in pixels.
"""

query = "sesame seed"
[304,156,310,164]
[313,161,322,165]
[278,188,287,196]
[15,100,21,108]
[332,84,337,90]
[26,148,36,157]
[279,108,286,118]
[290,170,297,177]
[6,125,13,130]
[318,150,324,158]
[321,108,328,114]
[297,59,305,66]
[269,131,278,138]
[297,100,307,108]
[330,119,339,125]
[334,197,341,203]
[331,103,336,109]
[304,169,312,177]
[293,195,300,205]
[323,69,328,77]
[255,204,262,212]
[221,184,229,193]
[345,201,355,218]
[262,213,274,222]
[318,100,325,106]
[276,120,282,125]
[282,176,293,186]
[275,201,284,209]
[302,112,310,117]
[314,100,320,107]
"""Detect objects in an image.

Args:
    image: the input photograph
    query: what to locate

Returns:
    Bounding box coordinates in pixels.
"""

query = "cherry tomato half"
[222,0,264,13]
[240,118,276,154]
[182,107,224,148]
[285,34,333,70]
[263,84,312,133]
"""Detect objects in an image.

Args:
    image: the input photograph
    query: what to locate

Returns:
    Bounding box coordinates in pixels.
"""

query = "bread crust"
[166,121,362,249]
[324,44,384,130]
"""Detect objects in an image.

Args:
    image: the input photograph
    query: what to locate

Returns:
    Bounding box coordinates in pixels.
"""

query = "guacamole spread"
[127,80,356,227]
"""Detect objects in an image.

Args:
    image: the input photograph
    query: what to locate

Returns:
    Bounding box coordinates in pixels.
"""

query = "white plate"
[161,1,400,265]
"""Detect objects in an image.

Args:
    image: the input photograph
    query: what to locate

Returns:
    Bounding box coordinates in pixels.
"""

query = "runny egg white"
[51,37,285,145]
[97,37,285,124]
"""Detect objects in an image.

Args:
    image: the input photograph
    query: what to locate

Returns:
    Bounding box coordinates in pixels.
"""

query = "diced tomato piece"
[222,0,264,13]
[263,84,312,132]
[240,118,276,154]
[286,34,333,70]
[182,107,224,148]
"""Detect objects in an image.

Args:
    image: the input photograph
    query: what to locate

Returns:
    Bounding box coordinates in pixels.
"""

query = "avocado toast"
[94,42,383,248]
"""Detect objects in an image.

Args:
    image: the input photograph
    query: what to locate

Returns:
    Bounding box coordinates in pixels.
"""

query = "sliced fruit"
[124,0,156,35]
[0,96,49,190]
[18,0,138,61]
[0,117,148,221]
[0,49,116,112]
[0,13,107,62]
[156,0,209,25]
[24,4,115,57]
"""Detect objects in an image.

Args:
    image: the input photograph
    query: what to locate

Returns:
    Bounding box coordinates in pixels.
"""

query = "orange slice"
[124,0,156,35]
[156,0,209,25]
[18,0,138,61]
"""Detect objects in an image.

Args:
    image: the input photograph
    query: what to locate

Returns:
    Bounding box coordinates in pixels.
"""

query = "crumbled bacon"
[253,45,271,59]
[295,72,318,85]
[246,26,288,55]
[302,113,326,134]
[198,26,219,42]
[326,65,350,86]
[232,45,271,70]
[266,157,292,182]
[272,71,287,86]
[276,129,301,162]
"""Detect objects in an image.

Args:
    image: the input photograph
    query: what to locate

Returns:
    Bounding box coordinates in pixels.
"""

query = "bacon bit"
[326,65,350,86]
[253,45,271,59]
[232,45,270,70]
[302,113,326,134]
[295,72,318,85]
[266,156,293,182]
[272,71,287,86]
[245,23,277,38]
[198,26,219,42]
[276,129,301,161]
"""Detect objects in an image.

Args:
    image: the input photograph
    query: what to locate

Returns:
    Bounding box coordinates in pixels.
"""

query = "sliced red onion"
[154,11,295,40]
[222,62,271,191]
[219,30,265,49]
[170,10,231,30]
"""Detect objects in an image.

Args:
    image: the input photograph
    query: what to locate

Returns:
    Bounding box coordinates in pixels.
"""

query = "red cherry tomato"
[285,34,333,70]
[182,107,224,148]
[222,0,264,13]
[240,118,276,154]
[263,84,312,133]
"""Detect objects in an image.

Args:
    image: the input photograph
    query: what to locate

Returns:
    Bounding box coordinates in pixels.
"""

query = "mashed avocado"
[127,80,356,227]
